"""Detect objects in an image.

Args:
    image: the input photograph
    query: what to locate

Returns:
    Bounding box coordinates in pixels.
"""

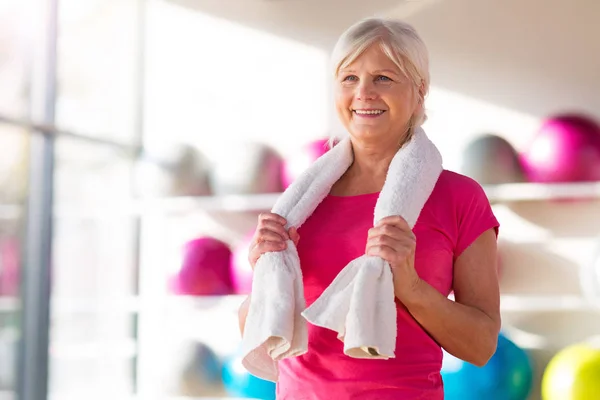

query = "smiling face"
[335,43,421,146]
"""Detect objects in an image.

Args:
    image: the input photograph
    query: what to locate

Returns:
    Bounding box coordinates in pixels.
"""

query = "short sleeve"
[454,178,500,259]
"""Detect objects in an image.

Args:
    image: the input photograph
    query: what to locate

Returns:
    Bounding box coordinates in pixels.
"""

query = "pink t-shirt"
[277,170,499,400]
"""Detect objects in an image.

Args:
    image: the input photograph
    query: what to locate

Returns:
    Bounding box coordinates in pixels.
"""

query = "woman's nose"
[356,81,377,101]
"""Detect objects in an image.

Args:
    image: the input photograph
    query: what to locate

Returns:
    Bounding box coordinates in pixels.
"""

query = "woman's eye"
[342,75,358,82]
[376,75,392,82]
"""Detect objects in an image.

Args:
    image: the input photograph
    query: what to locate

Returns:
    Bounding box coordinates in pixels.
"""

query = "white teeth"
[355,110,384,115]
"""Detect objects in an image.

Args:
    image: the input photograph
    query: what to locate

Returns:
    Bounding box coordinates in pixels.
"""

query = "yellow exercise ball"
[541,342,600,399]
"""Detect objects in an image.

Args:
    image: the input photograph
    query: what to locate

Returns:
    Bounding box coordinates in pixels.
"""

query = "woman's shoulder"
[435,169,485,193]
[420,170,498,252]
[427,169,491,210]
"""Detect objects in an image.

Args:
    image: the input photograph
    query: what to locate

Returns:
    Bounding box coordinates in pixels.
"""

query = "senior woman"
[238,17,500,399]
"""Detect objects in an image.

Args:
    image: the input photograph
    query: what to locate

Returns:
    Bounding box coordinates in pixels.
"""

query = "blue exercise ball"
[163,340,224,397]
[441,333,533,400]
[221,349,276,400]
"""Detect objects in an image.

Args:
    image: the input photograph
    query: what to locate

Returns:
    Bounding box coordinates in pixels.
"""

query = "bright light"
[144,2,330,160]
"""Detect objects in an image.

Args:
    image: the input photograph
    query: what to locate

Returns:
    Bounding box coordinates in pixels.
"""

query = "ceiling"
[166,0,600,120]
[166,0,434,49]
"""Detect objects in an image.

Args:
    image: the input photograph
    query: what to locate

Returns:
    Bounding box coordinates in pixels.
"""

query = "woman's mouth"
[353,109,386,117]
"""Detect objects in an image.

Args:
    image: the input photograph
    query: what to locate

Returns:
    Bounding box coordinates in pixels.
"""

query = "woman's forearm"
[400,279,500,366]
[238,295,251,335]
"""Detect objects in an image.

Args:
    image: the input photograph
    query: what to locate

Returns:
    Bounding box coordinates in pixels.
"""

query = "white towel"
[241,127,443,382]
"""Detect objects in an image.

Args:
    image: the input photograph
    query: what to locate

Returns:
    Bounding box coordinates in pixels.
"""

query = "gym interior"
[1,0,599,399]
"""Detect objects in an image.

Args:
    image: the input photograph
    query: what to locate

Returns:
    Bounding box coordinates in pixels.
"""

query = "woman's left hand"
[366,215,422,303]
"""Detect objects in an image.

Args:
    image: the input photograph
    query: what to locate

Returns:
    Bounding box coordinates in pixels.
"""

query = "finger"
[258,212,287,226]
[289,227,300,246]
[255,227,288,243]
[365,238,413,258]
[367,224,404,240]
[367,245,414,266]
[255,240,287,254]
[249,240,287,266]
[365,244,397,261]
[368,226,414,245]
[366,232,401,249]
[256,220,290,241]
[367,231,417,256]
[366,239,415,257]
[376,215,412,231]
[373,224,416,243]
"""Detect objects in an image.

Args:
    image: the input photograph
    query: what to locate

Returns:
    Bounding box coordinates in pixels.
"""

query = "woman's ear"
[414,90,423,114]
[414,81,426,113]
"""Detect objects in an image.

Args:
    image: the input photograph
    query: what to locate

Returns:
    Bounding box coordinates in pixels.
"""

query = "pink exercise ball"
[520,114,600,183]
[169,237,234,296]
[230,232,255,295]
[0,238,19,297]
[282,138,334,188]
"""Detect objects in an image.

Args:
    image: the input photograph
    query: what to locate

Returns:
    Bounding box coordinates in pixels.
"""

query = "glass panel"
[49,136,138,397]
[0,123,29,399]
[55,0,139,144]
[0,0,31,120]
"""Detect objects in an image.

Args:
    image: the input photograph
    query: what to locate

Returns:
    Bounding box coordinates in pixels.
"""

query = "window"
[0,123,28,400]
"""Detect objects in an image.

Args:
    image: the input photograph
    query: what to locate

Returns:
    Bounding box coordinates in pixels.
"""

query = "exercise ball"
[520,114,600,183]
[134,143,211,197]
[459,134,524,185]
[230,231,255,295]
[163,340,224,397]
[222,348,276,400]
[282,138,334,188]
[541,341,600,400]
[441,333,533,400]
[169,237,234,296]
[208,142,283,195]
[0,238,19,296]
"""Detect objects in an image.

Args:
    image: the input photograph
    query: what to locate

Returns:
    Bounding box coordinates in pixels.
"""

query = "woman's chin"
[348,128,389,142]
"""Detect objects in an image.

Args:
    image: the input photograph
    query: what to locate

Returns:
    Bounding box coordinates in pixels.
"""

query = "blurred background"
[1,0,600,399]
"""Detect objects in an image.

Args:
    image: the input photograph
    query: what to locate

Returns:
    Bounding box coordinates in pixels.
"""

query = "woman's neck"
[329,141,399,196]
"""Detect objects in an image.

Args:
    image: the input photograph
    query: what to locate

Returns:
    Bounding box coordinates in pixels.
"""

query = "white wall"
[402,0,600,121]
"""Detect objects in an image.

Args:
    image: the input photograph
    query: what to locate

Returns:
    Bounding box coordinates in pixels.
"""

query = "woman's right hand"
[248,212,300,270]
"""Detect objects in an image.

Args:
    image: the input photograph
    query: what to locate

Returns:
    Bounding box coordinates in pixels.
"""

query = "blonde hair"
[329,17,430,146]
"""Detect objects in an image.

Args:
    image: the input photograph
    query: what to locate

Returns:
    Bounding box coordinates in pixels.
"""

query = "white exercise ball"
[134,143,211,198]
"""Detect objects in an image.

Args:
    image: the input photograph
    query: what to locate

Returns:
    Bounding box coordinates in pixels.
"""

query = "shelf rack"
[0,181,592,219]
[1,293,594,315]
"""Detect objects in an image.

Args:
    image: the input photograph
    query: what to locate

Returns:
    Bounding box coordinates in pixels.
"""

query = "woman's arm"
[401,228,501,366]
[238,295,251,335]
